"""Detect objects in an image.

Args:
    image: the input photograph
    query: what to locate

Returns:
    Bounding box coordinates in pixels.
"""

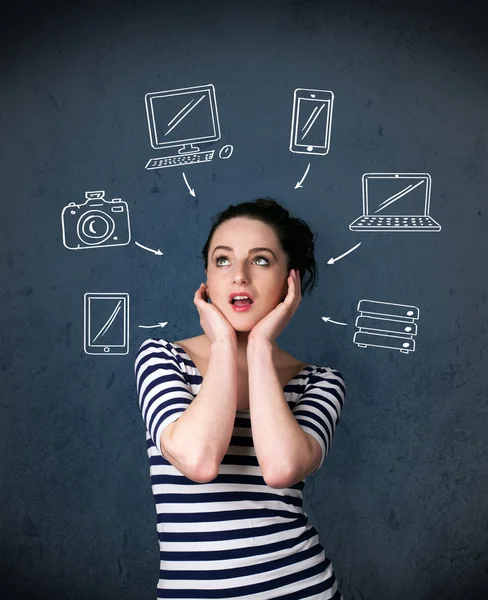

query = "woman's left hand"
[248,269,302,344]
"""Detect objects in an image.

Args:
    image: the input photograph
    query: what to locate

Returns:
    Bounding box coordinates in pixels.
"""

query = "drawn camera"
[61,191,131,250]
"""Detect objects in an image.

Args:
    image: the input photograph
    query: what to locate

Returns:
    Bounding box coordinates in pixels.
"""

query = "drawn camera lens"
[78,211,115,245]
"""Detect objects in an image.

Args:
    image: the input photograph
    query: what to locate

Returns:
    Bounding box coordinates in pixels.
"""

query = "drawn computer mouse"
[219,145,234,160]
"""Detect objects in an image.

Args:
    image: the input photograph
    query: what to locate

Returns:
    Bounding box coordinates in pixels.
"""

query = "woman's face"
[205,217,290,331]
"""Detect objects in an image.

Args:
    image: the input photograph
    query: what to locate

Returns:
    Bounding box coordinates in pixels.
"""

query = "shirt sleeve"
[292,367,346,474]
[134,338,194,457]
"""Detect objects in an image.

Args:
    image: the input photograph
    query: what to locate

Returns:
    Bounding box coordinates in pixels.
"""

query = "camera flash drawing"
[145,84,232,170]
[289,88,334,155]
[349,173,441,232]
[353,299,419,354]
[84,293,129,355]
[61,191,131,250]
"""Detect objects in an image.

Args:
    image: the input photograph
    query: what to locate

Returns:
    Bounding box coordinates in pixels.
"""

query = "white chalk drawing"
[294,162,311,189]
[353,299,419,354]
[182,172,196,197]
[61,191,131,250]
[290,88,334,155]
[84,293,129,355]
[219,144,234,159]
[322,316,347,326]
[349,173,441,232]
[327,241,362,265]
[134,242,163,256]
[144,84,226,170]
[138,322,168,329]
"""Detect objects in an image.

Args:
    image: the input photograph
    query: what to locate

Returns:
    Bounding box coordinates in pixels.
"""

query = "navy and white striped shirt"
[135,338,346,600]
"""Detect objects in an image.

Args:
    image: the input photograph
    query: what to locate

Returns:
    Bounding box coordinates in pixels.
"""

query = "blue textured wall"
[1,1,487,598]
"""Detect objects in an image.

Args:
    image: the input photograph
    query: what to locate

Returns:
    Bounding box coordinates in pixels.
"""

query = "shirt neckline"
[168,340,314,413]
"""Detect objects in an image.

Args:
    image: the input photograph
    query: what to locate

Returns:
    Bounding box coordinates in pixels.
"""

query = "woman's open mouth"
[231,301,253,312]
[229,294,254,312]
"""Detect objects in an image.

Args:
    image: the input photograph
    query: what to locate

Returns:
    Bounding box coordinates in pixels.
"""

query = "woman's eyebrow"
[211,245,277,260]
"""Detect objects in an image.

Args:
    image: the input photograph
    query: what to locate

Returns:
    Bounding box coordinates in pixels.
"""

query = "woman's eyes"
[215,255,269,266]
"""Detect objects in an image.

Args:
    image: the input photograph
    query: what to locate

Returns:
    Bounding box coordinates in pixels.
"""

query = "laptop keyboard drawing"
[349,173,441,232]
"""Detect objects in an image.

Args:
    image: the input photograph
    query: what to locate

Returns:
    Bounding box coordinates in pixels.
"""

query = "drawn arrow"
[182,172,196,197]
[138,322,168,329]
[322,317,347,326]
[135,242,163,256]
[294,162,311,189]
[327,242,361,264]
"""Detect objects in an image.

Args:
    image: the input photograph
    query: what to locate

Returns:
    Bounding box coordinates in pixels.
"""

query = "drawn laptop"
[349,173,441,232]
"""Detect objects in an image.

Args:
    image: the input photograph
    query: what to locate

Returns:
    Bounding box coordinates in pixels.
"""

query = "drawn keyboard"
[145,150,215,170]
[351,215,441,230]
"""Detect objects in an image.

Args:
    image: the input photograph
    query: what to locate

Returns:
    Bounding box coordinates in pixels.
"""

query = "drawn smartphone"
[84,293,129,355]
[289,88,334,155]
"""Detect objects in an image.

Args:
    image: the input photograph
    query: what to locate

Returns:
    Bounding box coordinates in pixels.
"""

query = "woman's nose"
[232,265,249,284]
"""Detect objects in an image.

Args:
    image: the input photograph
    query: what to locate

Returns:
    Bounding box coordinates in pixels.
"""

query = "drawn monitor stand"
[353,300,420,354]
[145,84,226,170]
[289,88,334,156]
[61,191,131,250]
[349,173,441,232]
[84,293,129,355]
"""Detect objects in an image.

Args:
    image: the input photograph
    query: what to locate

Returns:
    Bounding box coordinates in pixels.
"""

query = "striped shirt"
[135,338,346,600]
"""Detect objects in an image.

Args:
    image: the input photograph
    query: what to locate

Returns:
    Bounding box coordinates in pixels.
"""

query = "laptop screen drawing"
[349,173,441,231]
[364,174,430,216]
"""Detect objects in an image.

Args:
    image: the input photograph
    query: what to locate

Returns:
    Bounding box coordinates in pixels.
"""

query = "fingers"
[287,269,301,311]
[193,283,206,305]
[294,269,302,300]
[194,284,209,331]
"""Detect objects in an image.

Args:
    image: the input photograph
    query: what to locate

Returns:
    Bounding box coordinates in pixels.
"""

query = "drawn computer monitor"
[145,84,221,155]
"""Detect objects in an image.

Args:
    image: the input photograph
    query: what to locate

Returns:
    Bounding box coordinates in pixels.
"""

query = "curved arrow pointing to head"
[135,242,163,255]
[294,162,311,189]
[138,322,168,329]
[182,172,196,197]
[327,242,361,264]
[322,317,347,326]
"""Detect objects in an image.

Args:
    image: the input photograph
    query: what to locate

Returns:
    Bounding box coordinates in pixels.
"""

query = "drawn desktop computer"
[144,84,222,170]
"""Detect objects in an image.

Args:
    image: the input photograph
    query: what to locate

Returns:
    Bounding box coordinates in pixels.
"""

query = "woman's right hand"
[193,283,237,344]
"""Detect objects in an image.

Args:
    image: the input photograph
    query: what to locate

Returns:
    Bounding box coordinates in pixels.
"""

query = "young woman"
[135,198,346,599]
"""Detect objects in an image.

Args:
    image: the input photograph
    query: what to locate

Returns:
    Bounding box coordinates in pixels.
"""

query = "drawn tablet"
[84,293,129,355]
[290,88,334,155]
